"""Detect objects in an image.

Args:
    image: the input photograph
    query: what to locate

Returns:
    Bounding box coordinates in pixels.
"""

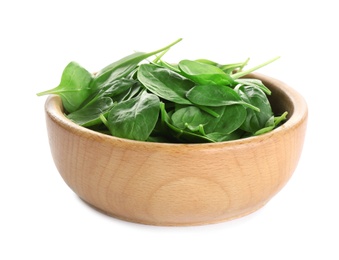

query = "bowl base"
[79,197,267,226]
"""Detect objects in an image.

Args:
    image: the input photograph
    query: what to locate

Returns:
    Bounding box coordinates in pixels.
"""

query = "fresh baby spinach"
[171,104,246,135]
[235,84,274,133]
[158,102,214,143]
[67,97,114,127]
[178,59,235,86]
[186,84,260,111]
[254,111,288,136]
[36,62,93,113]
[37,39,287,143]
[137,64,194,105]
[106,91,160,141]
[91,38,183,90]
[195,58,249,74]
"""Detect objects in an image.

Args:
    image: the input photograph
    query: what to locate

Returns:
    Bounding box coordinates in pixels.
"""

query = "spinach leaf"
[171,106,209,132]
[195,58,249,74]
[36,62,93,113]
[91,38,183,90]
[112,81,141,103]
[107,91,160,141]
[79,78,138,109]
[235,78,271,95]
[67,97,114,127]
[235,85,274,133]
[178,59,235,86]
[156,60,181,73]
[159,103,214,143]
[205,130,245,142]
[186,84,260,111]
[171,105,247,135]
[137,64,194,105]
[203,105,247,134]
[113,82,142,103]
[254,112,288,135]
[99,78,138,98]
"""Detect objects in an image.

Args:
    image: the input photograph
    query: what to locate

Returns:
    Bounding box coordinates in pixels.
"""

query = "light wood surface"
[44,73,308,226]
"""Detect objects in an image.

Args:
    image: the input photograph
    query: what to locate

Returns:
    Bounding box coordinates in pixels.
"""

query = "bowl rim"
[45,72,308,149]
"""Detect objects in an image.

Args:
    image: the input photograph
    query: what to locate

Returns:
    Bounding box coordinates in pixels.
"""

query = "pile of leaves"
[37,39,287,143]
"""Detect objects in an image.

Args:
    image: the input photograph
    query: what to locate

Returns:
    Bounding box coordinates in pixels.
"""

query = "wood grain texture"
[44,73,308,226]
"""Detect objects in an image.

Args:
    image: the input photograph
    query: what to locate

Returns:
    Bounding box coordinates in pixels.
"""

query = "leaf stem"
[153,49,170,63]
[231,56,280,79]
[36,88,56,96]
[238,57,250,72]
[198,124,206,135]
[99,114,108,127]
[238,101,260,112]
[148,38,183,57]
[198,105,220,118]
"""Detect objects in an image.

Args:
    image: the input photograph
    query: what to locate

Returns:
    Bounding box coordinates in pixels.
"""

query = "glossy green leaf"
[107,91,160,141]
[205,130,245,142]
[100,78,138,98]
[186,84,259,111]
[159,103,214,143]
[195,58,249,74]
[112,82,142,103]
[156,60,180,73]
[137,64,194,105]
[236,85,274,133]
[67,97,114,127]
[79,78,138,109]
[171,106,208,132]
[178,59,235,86]
[92,38,183,90]
[36,62,92,113]
[254,111,288,135]
[203,105,247,134]
[235,78,271,95]
[171,105,247,135]
[193,59,218,66]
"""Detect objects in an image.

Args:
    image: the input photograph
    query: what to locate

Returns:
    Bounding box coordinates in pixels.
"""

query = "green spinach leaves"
[106,91,160,141]
[37,62,93,113]
[37,39,287,143]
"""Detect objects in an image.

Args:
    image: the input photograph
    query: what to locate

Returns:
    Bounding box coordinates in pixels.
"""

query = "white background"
[1,0,338,259]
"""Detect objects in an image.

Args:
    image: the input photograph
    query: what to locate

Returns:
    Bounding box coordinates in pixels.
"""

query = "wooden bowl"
[44,73,308,226]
